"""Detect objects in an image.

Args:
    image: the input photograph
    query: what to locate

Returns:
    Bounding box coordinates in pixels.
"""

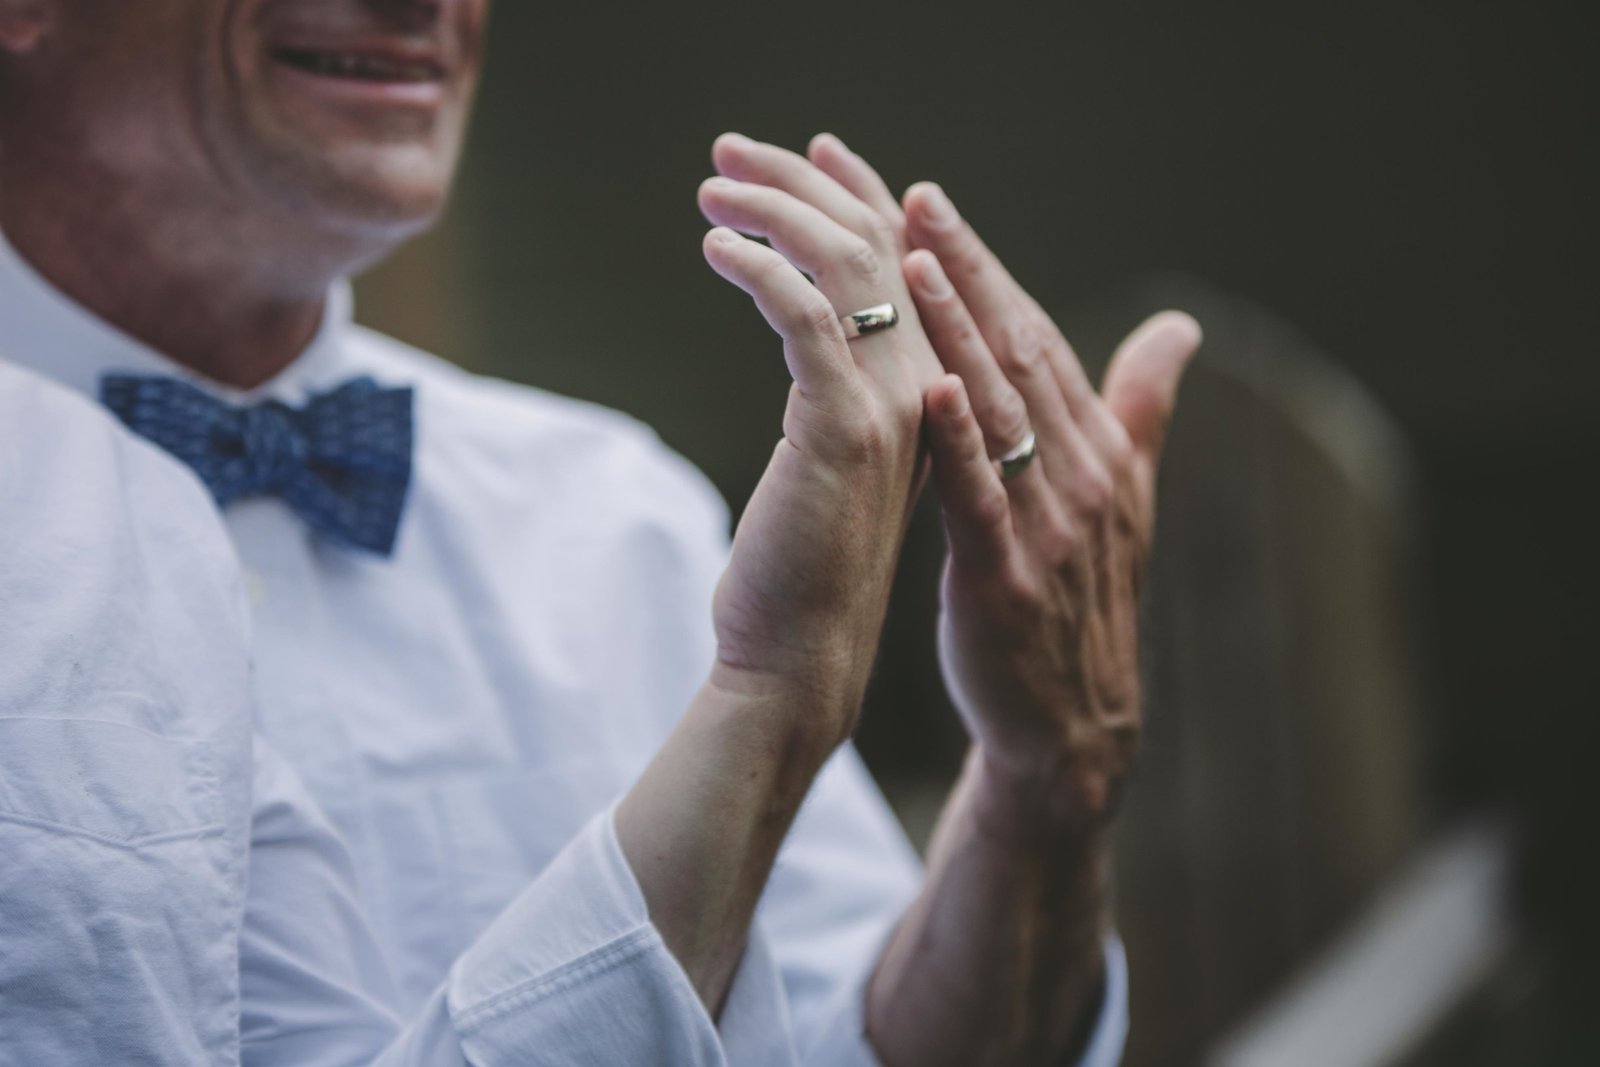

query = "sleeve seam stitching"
[453,924,662,1029]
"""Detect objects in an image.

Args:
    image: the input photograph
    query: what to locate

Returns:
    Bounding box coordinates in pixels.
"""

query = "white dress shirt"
[0,360,254,1066]
[0,358,692,1067]
[0,226,1128,1066]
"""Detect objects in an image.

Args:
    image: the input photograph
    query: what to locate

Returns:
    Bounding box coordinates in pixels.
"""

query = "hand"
[611,136,946,1007]
[695,134,944,750]
[803,136,1202,832]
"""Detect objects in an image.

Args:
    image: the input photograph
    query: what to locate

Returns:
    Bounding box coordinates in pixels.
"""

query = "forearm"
[866,746,1113,1067]
[615,660,852,1012]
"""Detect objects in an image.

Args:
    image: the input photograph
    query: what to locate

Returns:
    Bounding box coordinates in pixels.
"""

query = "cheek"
[53,6,236,183]
[60,60,202,181]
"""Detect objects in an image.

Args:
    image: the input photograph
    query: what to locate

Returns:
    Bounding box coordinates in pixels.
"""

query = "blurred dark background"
[356,2,1598,1063]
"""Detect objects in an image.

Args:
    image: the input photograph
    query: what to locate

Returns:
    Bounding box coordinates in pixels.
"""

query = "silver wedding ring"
[998,430,1038,479]
[840,302,898,340]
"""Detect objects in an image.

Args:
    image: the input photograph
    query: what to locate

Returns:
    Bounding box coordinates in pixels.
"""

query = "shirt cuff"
[716,922,801,1067]
[445,802,725,1066]
[1081,935,1130,1067]
[799,934,1130,1067]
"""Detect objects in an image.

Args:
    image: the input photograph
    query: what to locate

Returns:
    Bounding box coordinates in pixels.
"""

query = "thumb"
[1101,310,1202,464]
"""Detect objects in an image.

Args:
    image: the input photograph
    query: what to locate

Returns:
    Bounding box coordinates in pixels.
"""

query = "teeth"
[277,47,439,82]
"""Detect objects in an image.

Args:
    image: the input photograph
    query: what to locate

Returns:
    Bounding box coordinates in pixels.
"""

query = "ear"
[0,0,50,55]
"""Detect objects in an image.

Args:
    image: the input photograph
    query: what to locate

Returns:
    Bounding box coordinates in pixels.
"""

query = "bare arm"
[870,751,1115,1063]
[614,167,934,1007]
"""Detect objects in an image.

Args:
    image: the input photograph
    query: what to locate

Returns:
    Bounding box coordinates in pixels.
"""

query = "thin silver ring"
[840,302,898,340]
[998,430,1038,479]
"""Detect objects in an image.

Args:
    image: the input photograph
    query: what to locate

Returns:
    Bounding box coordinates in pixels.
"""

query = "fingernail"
[916,257,953,300]
[919,183,958,225]
[945,381,969,418]
[719,132,754,149]
[710,228,741,245]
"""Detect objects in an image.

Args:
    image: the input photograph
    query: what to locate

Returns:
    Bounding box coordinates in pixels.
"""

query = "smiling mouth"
[271,46,445,83]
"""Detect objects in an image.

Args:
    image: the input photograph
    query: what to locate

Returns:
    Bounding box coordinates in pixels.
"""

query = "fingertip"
[903,181,958,229]
[924,373,968,419]
[697,174,735,205]
[808,131,844,159]
[1104,310,1203,458]
[711,131,753,169]
[1107,310,1204,387]
[1149,309,1204,354]
[940,375,970,420]
[702,226,743,255]
[902,247,937,274]
[903,248,953,300]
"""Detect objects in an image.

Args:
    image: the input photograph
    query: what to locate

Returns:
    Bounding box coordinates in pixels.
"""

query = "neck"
[0,158,346,391]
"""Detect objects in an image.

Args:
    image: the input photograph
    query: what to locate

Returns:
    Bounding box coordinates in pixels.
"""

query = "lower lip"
[268,57,446,109]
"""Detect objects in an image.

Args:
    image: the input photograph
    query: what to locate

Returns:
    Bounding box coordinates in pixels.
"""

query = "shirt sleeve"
[441,802,728,1066]
[241,741,733,1067]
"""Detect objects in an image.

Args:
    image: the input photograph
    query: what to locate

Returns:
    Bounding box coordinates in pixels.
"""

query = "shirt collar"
[0,222,357,406]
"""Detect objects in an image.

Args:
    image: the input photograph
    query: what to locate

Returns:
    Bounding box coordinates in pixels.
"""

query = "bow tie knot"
[101,373,414,556]
[226,402,307,497]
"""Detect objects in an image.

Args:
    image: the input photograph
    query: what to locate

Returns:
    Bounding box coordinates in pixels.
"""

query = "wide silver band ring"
[998,430,1038,479]
[840,302,898,340]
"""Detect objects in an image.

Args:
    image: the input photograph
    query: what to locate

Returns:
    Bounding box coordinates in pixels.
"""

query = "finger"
[710,139,940,395]
[903,182,1098,408]
[1101,310,1203,466]
[905,248,1101,507]
[806,133,906,236]
[701,227,862,406]
[713,133,896,251]
[699,177,888,314]
[903,249,1030,459]
[925,375,1015,571]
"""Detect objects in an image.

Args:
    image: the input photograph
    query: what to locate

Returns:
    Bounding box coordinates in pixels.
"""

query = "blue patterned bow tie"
[101,373,414,557]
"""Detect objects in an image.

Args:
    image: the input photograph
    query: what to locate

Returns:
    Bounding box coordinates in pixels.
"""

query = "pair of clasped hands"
[699,132,1202,829]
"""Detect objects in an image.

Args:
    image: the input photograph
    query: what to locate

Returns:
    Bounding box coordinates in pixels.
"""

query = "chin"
[255,140,460,256]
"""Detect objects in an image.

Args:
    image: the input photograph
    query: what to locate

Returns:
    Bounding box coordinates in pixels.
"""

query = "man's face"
[18,0,488,257]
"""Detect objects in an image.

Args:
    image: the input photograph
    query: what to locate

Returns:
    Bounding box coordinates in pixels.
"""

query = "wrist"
[966,743,1122,852]
[706,655,860,765]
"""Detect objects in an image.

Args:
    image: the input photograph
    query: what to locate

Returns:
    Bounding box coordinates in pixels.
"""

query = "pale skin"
[700,133,1201,1063]
[0,1,1198,1063]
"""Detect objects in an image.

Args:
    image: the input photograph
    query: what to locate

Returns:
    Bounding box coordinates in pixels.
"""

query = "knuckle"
[750,247,791,287]
[989,390,1031,450]
[841,413,892,462]
[1075,464,1115,518]
[1039,516,1083,570]
[994,562,1041,612]
[967,482,1012,533]
[861,213,900,253]
[943,313,980,347]
[801,296,844,340]
[999,317,1053,379]
[1115,492,1148,549]
[838,234,882,284]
